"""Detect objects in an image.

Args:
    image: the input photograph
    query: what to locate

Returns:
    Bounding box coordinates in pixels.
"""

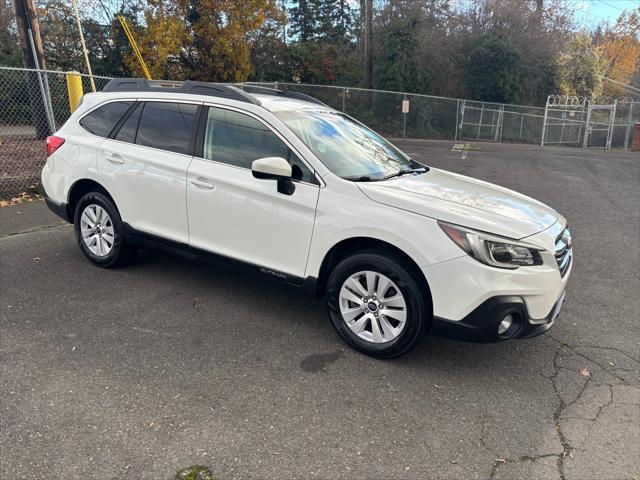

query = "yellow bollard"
[66,71,84,113]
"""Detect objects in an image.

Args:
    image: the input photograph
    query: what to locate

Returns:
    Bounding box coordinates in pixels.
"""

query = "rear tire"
[74,192,135,268]
[326,249,431,358]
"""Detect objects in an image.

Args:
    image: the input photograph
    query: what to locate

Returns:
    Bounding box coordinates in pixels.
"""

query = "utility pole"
[13,0,50,139]
[364,0,373,90]
[535,0,543,25]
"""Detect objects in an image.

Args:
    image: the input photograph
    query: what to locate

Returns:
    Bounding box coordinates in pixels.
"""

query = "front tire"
[326,249,431,358]
[74,192,135,268]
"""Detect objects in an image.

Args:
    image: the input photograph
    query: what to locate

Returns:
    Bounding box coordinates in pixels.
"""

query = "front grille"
[555,227,572,277]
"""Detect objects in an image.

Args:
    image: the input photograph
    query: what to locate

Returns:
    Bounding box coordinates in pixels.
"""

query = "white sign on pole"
[402,100,409,114]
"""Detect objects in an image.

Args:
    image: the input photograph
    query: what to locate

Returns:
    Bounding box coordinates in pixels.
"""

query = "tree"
[37,0,84,71]
[317,0,355,44]
[375,1,428,94]
[0,0,21,66]
[124,0,187,79]
[464,35,523,103]
[249,17,292,81]
[85,11,138,77]
[598,8,640,98]
[555,33,605,99]
[130,0,285,82]
[288,0,319,42]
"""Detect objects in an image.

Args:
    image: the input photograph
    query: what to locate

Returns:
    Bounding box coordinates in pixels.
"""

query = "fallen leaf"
[579,367,590,377]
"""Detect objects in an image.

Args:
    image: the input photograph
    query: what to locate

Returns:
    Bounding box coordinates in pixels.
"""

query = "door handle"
[190,177,215,190]
[105,153,124,165]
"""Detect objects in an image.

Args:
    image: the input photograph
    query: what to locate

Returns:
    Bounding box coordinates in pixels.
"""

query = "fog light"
[498,314,514,336]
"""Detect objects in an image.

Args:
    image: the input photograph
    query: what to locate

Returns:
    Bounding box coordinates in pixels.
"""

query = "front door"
[187,106,319,278]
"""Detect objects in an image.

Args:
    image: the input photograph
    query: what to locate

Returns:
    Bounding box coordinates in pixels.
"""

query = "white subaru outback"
[42,79,572,358]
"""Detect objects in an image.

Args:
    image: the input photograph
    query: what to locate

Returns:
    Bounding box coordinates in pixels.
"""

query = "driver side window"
[203,107,314,183]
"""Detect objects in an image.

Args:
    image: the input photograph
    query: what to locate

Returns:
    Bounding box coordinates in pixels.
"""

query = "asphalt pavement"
[1,140,638,479]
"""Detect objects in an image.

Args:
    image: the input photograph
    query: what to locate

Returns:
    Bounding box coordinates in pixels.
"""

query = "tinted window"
[203,107,313,183]
[136,102,198,155]
[114,102,142,143]
[80,101,132,137]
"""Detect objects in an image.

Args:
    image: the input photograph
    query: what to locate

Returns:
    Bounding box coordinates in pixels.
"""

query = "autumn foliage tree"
[6,0,638,105]
[126,0,284,82]
[598,7,640,98]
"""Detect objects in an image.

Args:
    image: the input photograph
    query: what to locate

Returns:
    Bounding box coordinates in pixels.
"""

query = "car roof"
[82,87,335,115]
[251,93,334,113]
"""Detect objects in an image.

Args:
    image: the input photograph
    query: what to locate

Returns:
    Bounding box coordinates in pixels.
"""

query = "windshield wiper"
[383,167,427,180]
[343,175,384,182]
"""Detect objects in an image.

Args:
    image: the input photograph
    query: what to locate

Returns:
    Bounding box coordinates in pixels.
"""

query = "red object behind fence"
[632,123,640,152]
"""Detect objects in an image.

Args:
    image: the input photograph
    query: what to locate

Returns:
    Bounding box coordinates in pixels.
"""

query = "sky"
[574,0,640,28]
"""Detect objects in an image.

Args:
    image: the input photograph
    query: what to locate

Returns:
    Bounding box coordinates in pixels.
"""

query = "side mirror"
[251,157,295,195]
[252,157,292,179]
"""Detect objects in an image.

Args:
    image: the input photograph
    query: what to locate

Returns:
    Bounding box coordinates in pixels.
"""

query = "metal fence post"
[606,100,617,150]
[583,102,592,148]
[496,105,504,142]
[403,93,407,138]
[455,99,460,141]
[519,112,524,140]
[342,88,346,113]
[541,99,549,146]
[477,102,484,139]
[623,99,634,151]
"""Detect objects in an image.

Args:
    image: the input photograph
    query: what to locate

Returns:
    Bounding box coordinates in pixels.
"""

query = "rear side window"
[80,101,132,137]
[114,102,143,143]
[136,102,198,155]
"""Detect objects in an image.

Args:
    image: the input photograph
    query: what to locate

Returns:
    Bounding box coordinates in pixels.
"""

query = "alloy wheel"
[80,204,115,257]
[338,270,407,343]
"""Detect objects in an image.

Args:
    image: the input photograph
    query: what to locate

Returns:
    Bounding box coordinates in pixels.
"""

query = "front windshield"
[275,110,425,180]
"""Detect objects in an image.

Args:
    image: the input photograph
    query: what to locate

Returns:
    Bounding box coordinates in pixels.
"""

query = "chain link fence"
[1,67,638,199]
[0,66,112,199]
[253,82,639,149]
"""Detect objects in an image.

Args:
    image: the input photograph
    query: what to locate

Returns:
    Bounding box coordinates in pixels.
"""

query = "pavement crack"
[481,416,565,479]
[549,343,575,480]
[592,385,614,423]
[570,344,639,363]
[549,336,633,386]
[0,222,69,239]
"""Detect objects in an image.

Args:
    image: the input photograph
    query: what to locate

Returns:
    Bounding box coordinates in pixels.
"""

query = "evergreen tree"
[464,35,524,103]
[288,0,319,42]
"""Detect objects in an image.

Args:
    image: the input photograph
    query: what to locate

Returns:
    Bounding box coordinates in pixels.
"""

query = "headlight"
[439,221,543,269]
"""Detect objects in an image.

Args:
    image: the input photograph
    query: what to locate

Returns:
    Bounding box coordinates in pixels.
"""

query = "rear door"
[186,105,320,278]
[97,100,200,243]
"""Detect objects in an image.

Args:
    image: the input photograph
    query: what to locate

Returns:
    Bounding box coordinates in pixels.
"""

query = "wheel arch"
[309,237,432,305]
[66,179,118,222]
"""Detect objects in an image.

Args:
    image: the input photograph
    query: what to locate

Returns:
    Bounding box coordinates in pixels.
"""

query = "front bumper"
[431,290,565,342]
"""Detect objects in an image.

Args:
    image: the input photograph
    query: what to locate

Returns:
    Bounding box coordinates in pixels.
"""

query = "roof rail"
[240,84,328,107]
[102,78,261,105]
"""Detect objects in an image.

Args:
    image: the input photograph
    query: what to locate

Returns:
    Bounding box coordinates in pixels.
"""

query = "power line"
[590,0,625,13]
[602,76,640,93]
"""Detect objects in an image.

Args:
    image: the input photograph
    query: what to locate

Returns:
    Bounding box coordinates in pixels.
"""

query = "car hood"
[357,168,561,239]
